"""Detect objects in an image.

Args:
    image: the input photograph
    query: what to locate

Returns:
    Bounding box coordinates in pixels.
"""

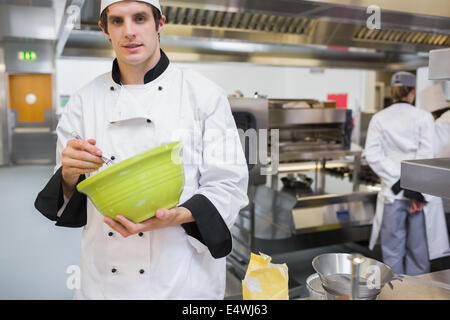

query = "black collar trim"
[111,49,170,85]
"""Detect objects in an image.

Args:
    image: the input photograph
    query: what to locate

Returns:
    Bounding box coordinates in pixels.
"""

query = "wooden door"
[9,74,52,123]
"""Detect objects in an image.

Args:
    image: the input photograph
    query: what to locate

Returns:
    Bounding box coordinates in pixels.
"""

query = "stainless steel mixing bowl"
[312,253,398,299]
[306,273,327,300]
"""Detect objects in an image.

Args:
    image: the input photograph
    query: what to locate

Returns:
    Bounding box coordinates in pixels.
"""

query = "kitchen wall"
[56,58,114,95]
[56,57,113,115]
[176,62,375,112]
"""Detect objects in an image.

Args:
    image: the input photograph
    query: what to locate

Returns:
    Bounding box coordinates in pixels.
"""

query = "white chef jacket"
[434,110,450,157]
[365,103,450,260]
[38,56,249,299]
[365,103,435,203]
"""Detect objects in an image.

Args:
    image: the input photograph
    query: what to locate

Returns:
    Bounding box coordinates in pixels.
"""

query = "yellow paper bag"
[242,252,289,300]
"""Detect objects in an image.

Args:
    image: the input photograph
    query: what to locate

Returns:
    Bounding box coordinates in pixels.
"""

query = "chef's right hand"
[61,138,104,197]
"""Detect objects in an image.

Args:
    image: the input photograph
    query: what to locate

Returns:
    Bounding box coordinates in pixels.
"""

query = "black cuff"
[391,179,402,195]
[34,167,88,228]
[403,189,426,203]
[180,194,231,259]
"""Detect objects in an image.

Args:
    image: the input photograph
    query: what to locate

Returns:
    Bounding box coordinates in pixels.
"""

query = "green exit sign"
[18,51,38,61]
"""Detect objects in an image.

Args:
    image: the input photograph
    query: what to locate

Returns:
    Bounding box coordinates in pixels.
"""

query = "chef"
[420,83,450,223]
[365,72,450,276]
[34,0,249,299]
[420,84,450,157]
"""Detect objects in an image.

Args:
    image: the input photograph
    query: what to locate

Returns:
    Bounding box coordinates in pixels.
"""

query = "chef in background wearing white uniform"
[365,72,450,276]
[420,84,450,157]
[34,0,249,299]
[420,83,450,221]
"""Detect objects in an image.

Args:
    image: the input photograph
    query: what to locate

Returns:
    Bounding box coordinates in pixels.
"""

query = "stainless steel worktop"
[401,158,450,199]
[378,269,450,300]
[302,269,450,300]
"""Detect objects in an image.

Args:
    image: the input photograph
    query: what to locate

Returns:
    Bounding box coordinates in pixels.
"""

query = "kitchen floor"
[1,165,449,300]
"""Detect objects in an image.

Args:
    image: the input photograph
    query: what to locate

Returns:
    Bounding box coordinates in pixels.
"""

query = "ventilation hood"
[62,0,450,70]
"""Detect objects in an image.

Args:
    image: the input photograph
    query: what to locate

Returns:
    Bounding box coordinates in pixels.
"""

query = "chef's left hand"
[409,199,424,214]
[104,207,195,238]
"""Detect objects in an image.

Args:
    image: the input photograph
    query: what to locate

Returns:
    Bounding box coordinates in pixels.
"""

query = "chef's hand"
[103,207,195,238]
[61,138,104,198]
[409,199,424,214]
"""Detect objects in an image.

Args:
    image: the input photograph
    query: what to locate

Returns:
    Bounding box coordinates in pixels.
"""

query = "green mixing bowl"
[76,142,184,223]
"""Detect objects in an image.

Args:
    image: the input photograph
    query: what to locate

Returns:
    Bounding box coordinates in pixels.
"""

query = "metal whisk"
[71,131,115,166]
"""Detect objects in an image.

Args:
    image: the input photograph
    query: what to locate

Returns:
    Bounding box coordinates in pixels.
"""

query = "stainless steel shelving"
[401,158,450,199]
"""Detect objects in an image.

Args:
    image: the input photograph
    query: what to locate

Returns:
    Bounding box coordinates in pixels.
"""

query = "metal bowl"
[312,253,395,299]
[306,273,326,300]
[322,283,379,300]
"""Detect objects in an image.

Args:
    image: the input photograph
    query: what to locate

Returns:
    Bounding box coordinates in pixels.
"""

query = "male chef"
[35,0,249,299]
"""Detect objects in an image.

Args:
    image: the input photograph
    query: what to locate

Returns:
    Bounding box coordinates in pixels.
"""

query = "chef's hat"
[420,84,447,113]
[100,0,161,15]
[391,71,416,88]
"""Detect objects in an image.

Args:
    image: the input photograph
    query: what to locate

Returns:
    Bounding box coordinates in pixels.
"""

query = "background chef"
[35,0,249,299]
[420,84,450,157]
[365,71,450,276]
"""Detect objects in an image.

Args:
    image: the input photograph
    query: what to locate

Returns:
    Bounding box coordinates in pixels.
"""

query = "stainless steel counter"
[401,158,450,199]
[300,269,450,300]
[378,269,450,300]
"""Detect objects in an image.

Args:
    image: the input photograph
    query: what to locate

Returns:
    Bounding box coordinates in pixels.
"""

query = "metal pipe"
[349,254,366,300]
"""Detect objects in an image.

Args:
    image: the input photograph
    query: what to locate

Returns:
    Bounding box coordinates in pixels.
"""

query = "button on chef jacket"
[34,50,249,300]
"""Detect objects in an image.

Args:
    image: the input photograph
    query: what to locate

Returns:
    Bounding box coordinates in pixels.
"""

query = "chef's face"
[99,1,165,67]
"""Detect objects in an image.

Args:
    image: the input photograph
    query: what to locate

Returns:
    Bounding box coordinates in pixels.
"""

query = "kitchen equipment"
[306,273,327,300]
[76,142,184,223]
[312,253,398,300]
[281,173,313,189]
[229,97,268,186]
[227,98,376,300]
[228,96,375,251]
[252,185,297,240]
[349,254,365,300]
[268,105,353,161]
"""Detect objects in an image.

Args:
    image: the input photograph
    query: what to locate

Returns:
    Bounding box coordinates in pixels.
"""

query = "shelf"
[429,48,450,81]
[401,158,450,199]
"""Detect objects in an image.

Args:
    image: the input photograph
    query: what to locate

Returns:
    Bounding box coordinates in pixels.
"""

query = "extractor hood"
[60,0,450,70]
